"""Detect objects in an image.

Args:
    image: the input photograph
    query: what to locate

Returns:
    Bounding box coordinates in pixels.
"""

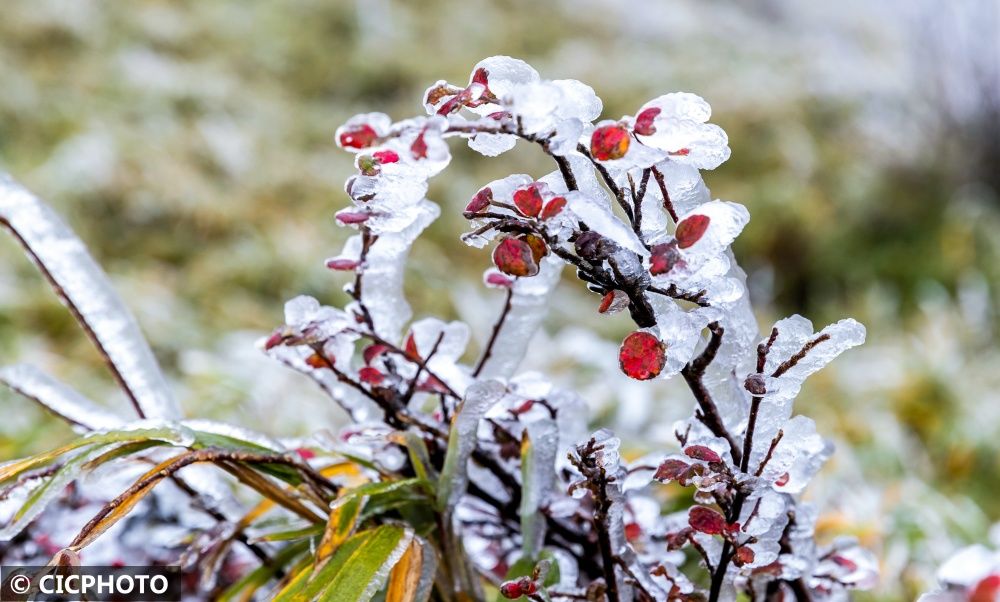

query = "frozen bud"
[295,447,316,460]
[539,196,566,220]
[688,506,727,535]
[493,237,540,277]
[744,374,767,395]
[591,124,631,161]
[263,328,290,350]
[775,472,790,487]
[734,546,755,567]
[517,578,538,596]
[685,445,722,463]
[574,231,616,261]
[466,187,493,214]
[325,258,360,271]
[649,241,682,276]
[499,581,523,599]
[619,331,667,380]
[674,214,710,249]
[513,184,544,218]
[598,290,629,314]
[655,458,691,483]
[338,123,378,149]
[484,268,514,288]
[666,528,693,550]
[633,107,661,136]
[357,155,379,176]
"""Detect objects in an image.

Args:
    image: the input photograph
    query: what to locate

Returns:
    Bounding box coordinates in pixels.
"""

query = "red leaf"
[734,546,755,567]
[372,149,399,164]
[654,458,690,482]
[471,67,489,87]
[619,331,667,380]
[305,353,328,369]
[295,448,316,460]
[971,575,1000,602]
[688,506,727,535]
[624,522,642,541]
[520,233,548,263]
[359,366,385,385]
[649,241,682,275]
[684,445,722,463]
[485,270,514,288]
[775,472,790,487]
[590,125,631,161]
[339,124,378,149]
[634,107,661,136]
[363,344,389,365]
[540,196,566,220]
[336,211,370,225]
[598,291,616,314]
[513,184,544,217]
[411,129,429,159]
[325,258,359,271]
[404,333,421,361]
[675,214,710,249]
[493,237,540,277]
[466,187,493,213]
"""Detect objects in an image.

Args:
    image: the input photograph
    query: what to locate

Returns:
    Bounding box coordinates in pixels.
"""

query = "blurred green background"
[1,1,998,598]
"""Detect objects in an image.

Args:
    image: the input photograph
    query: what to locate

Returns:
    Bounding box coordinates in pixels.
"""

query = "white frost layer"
[0,175,179,419]
[0,363,125,430]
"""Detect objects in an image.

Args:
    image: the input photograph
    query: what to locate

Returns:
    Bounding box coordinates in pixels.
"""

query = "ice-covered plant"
[0,57,877,601]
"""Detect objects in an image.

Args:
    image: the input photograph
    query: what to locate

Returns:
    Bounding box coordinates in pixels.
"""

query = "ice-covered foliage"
[0,57,874,601]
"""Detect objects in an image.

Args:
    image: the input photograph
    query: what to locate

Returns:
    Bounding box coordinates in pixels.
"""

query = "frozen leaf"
[0,176,179,420]
[520,419,558,560]
[493,237,539,277]
[336,113,392,152]
[0,364,124,431]
[632,93,731,170]
[654,458,691,483]
[684,445,722,463]
[649,241,682,276]
[539,196,566,220]
[688,506,726,535]
[590,124,631,161]
[598,290,629,314]
[619,331,667,380]
[674,214,711,249]
[437,380,505,512]
[513,184,544,218]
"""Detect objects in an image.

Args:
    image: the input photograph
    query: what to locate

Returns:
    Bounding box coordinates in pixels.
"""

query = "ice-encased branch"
[0,175,179,420]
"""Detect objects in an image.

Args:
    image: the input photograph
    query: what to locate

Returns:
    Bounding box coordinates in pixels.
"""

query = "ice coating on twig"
[0,363,125,430]
[0,175,179,420]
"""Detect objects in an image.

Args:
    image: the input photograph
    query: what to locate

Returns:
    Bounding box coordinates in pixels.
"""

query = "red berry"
[539,196,567,220]
[493,237,540,278]
[684,445,722,463]
[619,331,667,380]
[513,184,544,217]
[688,506,727,535]
[339,124,378,149]
[624,522,642,541]
[634,107,661,136]
[674,214,710,249]
[590,125,631,161]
